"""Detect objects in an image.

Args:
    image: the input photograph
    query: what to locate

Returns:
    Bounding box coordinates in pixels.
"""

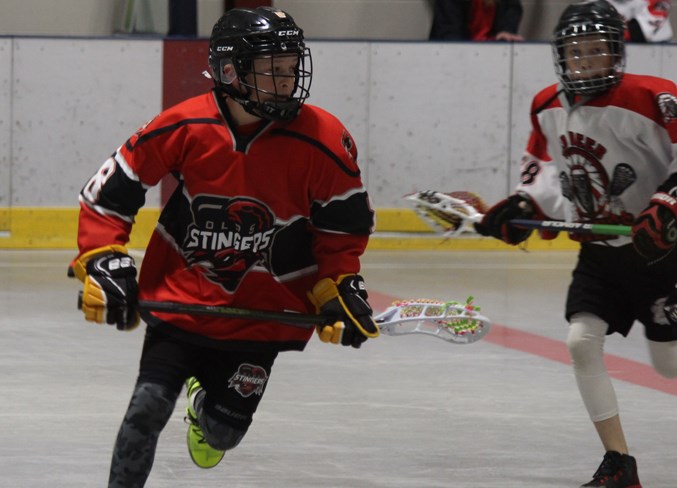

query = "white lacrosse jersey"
[516,73,677,246]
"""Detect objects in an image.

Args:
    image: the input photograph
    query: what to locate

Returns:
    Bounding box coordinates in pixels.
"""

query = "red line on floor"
[370,291,677,397]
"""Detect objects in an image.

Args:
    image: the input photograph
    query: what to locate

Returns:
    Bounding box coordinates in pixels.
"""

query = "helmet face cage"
[209,8,313,122]
[222,48,312,121]
[552,1,625,96]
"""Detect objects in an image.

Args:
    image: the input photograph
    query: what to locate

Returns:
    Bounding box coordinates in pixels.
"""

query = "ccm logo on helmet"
[277,29,299,37]
[216,46,234,52]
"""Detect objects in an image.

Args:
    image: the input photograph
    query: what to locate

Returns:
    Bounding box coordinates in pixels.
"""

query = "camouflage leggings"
[108,382,177,488]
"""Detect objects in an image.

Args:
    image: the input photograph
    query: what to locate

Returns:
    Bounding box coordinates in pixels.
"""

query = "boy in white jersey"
[475,0,677,486]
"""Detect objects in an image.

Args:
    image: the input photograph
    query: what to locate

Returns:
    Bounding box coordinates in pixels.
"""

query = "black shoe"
[581,451,642,487]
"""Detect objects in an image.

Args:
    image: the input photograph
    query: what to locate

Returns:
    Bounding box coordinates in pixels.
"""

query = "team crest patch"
[182,195,276,294]
[558,131,635,225]
[657,92,677,124]
[228,363,269,397]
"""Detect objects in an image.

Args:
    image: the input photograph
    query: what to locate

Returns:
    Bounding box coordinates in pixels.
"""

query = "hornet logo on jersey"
[183,195,276,293]
[228,363,269,397]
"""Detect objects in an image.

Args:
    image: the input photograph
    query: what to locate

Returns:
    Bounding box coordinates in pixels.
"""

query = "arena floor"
[1,249,675,487]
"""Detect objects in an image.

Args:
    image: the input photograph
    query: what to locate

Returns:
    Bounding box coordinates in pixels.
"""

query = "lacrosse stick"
[404,190,488,237]
[509,219,632,236]
[374,296,490,344]
[105,296,491,345]
[405,190,632,237]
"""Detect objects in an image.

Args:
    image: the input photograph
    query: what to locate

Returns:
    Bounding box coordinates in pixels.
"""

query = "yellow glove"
[308,274,379,348]
[73,245,140,331]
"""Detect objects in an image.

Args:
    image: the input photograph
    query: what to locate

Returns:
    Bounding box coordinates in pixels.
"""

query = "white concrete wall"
[0,39,12,208]
[7,38,164,207]
[0,0,121,36]
[308,41,677,207]
[0,40,11,209]
[1,38,676,212]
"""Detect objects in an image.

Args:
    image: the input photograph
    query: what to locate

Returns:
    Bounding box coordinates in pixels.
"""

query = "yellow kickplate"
[0,207,578,251]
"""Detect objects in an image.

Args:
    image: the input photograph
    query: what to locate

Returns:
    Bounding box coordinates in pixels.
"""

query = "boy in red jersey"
[70,7,378,487]
[475,1,677,486]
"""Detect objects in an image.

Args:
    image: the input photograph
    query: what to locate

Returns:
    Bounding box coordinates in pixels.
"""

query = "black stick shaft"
[137,300,334,328]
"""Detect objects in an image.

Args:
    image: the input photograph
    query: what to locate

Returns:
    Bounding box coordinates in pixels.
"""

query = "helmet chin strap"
[215,85,299,122]
[255,99,300,122]
[215,83,259,118]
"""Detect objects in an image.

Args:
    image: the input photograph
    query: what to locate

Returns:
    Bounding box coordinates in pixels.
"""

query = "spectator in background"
[606,0,672,41]
[429,0,525,41]
[168,0,197,36]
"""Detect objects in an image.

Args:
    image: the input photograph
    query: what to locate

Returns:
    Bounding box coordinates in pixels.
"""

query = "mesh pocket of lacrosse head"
[394,298,482,335]
[396,299,445,318]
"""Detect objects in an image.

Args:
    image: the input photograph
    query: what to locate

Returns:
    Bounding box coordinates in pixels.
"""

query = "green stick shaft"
[510,219,632,236]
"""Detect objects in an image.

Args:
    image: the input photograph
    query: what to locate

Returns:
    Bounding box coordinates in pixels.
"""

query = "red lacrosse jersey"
[76,90,375,351]
[516,73,677,246]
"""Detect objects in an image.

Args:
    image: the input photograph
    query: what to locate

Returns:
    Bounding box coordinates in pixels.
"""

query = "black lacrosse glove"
[308,274,379,348]
[474,192,535,245]
[73,245,140,331]
[632,184,677,261]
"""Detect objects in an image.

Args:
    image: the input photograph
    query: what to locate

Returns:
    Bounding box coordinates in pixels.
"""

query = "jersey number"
[520,160,541,185]
[82,158,117,203]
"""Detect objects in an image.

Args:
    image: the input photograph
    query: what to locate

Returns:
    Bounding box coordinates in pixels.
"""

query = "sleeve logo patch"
[657,92,677,124]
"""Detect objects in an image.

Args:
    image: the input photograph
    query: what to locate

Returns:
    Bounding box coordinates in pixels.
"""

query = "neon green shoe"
[184,377,225,469]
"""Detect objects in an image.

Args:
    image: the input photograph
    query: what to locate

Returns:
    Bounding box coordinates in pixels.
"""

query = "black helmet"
[552,0,625,96]
[208,7,312,121]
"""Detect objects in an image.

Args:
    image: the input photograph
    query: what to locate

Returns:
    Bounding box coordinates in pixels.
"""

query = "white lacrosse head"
[404,190,488,237]
[375,298,491,344]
